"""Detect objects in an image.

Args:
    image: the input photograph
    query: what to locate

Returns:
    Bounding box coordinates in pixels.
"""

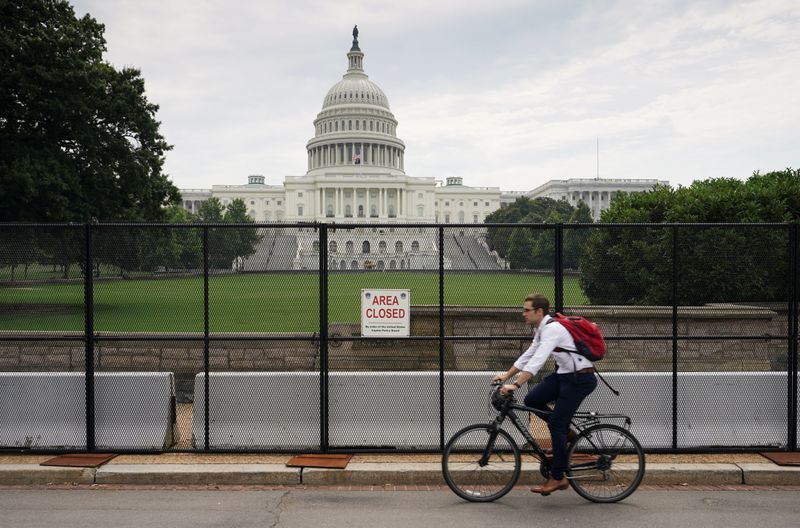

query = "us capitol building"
[181,28,665,271]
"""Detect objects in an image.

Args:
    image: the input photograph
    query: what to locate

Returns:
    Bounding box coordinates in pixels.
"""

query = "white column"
[366,188,371,218]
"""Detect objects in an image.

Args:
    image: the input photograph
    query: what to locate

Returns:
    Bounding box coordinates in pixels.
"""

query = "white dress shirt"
[513,314,594,376]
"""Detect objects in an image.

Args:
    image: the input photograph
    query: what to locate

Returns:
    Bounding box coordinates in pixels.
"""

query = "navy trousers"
[523,371,597,480]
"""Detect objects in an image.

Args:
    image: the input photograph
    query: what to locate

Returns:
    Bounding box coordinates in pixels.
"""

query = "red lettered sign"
[361,289,410,337]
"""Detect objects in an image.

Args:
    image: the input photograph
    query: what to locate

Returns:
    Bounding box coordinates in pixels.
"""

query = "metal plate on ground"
[286,454,353,469]
[760,452,800,466]
[40,453,118,467]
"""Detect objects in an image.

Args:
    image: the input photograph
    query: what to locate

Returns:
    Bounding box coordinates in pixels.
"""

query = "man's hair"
[524,293,550,313]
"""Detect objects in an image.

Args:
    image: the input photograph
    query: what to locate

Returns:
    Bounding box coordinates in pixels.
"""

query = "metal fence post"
[203,226,210,451]
[439,225,445,450]
[84,223,95,451]
[672,225,679,450]
[790,223,798,451]
[319,223,329,452]
[554,224,564,313]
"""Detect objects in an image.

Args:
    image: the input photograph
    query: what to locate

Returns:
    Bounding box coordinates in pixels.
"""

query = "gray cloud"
[69,0,800,191]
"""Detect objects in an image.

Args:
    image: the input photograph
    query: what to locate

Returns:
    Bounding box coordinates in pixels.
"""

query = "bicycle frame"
[482,394,634,468]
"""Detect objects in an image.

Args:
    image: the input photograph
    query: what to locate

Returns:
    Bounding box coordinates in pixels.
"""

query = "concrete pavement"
[1,455,800,487]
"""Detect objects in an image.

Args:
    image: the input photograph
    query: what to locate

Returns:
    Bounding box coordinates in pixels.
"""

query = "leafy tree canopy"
[0,0,180,222]
[582,168,800,305]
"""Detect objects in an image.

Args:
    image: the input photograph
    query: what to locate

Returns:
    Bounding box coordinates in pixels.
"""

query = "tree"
[506,228,534,270]
[579,168,800,305]
[0,0,180,222]
[484,196,592,270]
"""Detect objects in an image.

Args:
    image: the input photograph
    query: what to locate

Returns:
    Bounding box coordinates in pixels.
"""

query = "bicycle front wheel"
[441,424,521,502]
[567,423,645,503]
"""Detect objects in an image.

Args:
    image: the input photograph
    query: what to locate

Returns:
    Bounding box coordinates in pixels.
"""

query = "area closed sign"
[361,289,410,337]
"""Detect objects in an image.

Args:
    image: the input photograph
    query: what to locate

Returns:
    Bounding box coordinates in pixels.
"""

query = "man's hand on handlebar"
[491,374,506,384]
[499,383,517,396]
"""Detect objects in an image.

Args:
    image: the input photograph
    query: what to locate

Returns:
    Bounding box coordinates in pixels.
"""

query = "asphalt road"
[0,488,796,528]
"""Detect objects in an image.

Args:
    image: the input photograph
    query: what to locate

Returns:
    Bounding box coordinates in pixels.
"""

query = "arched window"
[355,120,359,130]
[326,204,334,217]
[351,260,358,270]
[417,205,424,217]
[362,241,370,254]
[377,261,384,270]
[345,204,352,217]
[445,214,450,223]
[370,121,373,131]
[335,122,338,131]
[370,205,377,217]
[395,241,403,254]
[389,260,397,270]
[348,120,352,130]
[388,205,395,218]
[329,241,337,253]
[378,241,387,253]
[400,260,406,269]
[340,260,346,270]
[297,205,303,216]
[346,241,354,253]
[411,241,420,252]
[330,260,337,270]
[358,205,364,217]
[312,241,320,252]
[459,211,465,223]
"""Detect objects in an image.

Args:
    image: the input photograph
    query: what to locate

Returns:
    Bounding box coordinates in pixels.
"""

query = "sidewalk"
[2,452,800,487]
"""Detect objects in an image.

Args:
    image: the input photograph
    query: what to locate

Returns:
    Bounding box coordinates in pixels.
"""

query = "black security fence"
[0,222,797,453]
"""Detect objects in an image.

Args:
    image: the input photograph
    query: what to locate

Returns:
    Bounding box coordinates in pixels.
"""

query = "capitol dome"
[306,26,405,176]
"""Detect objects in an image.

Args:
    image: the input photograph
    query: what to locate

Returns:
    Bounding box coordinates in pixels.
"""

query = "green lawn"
[0,272,587,332]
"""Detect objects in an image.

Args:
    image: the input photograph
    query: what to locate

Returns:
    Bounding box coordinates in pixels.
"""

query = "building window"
[298,192,303,197]
[362,241,370,254]
[312,241,320,252]
[277,200,282,205]
[459,211,465,223]
[358,205,364,218]
[395,241,403,253]
[445,214,450,223]
[411,241,420,252]
[473,201,478,206]
[388,205,396,218]
[345,204,352,217]
[329,241,337,253]
[445,201,449,206]
[297,205,304,216]
[346,241,354,253]
[370,205,377,217]
[351,261,358,270]
[418,193,423,198]
[473,214,479,223]
[379,241,387,253]
[417,205,424,217]
[390,260,396,270]
[250,201,255,205]
[485,201,490,206]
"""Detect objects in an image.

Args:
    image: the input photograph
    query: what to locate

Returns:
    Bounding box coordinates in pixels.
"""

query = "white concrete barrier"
[0,372,177,449]
[192,371,796,450]
[581,372,790,449]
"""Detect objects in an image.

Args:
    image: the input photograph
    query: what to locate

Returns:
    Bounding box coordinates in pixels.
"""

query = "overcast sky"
[69,0,799,192]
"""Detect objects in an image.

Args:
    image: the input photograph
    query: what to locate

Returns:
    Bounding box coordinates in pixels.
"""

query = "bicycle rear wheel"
[441,424,521,502]
[567,423,645,503]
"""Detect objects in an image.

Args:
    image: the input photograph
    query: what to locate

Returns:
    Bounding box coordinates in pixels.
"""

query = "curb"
[1,463,799,487]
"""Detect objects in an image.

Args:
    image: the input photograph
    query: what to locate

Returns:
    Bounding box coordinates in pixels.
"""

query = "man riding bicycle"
[492,293,598,495]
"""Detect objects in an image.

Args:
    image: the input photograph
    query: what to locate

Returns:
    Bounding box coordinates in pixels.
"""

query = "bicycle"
[441,381,645,503]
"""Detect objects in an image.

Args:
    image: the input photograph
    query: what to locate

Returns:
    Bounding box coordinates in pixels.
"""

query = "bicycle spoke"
[442,425,521,502]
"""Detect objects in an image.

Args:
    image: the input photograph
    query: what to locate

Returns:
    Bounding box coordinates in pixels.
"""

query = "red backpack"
[548,313,606,361]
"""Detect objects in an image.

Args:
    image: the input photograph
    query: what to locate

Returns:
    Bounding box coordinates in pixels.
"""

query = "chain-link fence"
[0,222,797,452]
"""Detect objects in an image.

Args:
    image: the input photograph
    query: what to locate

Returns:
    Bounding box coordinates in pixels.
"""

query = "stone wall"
[0,303,793,379]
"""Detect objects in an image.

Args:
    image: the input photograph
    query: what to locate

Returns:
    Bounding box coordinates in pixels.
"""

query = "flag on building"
[352,151,361,164]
